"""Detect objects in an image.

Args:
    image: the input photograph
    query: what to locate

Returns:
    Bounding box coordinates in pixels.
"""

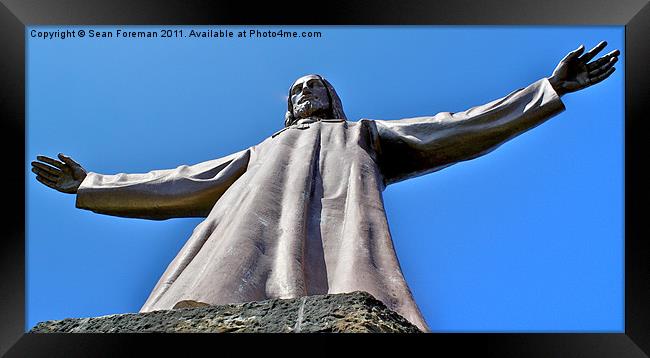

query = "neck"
[295,116,326,125]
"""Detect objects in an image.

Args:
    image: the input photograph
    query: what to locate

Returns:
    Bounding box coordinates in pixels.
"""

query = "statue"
[30,41,619,332]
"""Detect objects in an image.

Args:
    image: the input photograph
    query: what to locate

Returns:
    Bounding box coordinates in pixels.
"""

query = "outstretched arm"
[374,41,619,185]
[31,150,251,220]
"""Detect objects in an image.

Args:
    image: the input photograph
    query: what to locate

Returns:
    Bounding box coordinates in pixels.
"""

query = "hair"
[284,74,347,127]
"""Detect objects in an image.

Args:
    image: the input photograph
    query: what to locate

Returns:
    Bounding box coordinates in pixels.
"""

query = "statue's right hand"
[31,153,87,194]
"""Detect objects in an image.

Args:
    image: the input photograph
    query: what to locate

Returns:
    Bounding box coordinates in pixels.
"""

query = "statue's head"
[285,74,347,127]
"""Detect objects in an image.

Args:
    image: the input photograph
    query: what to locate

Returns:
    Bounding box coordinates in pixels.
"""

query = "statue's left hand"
[548,41,620,96]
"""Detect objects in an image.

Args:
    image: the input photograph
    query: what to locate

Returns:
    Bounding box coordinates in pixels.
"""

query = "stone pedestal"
[30,291,421,333]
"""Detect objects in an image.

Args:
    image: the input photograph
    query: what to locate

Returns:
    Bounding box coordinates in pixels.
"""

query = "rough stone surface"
[30,291,422,333]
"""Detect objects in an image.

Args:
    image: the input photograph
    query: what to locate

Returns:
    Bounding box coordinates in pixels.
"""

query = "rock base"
[30,291,421,333]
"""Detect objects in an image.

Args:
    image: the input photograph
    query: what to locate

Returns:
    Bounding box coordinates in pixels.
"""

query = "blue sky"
[26,26,624,332]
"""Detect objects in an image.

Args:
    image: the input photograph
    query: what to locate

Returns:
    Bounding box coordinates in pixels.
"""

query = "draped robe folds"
[75,78,565,332]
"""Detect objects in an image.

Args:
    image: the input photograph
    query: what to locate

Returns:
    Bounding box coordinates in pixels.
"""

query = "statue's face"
[290,75,330,119]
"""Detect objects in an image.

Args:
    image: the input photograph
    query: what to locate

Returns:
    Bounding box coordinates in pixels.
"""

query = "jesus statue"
[31,41,619,332]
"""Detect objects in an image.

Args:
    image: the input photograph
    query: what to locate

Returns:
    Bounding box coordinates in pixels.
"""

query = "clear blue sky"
[26,26,624,332]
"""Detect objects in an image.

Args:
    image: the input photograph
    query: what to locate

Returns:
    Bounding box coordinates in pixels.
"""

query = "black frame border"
[1,0,648,356]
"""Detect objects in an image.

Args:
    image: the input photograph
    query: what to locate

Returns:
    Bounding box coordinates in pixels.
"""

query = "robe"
[76,78,565,332]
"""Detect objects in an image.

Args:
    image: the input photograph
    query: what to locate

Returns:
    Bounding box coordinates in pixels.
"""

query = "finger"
[589,67,616,85]
[32,167,60,182]
[58,153,80,167]
[35,175,58,190]
[579,41,607,63]
[589,57,617,77]
[36,155,65,169]
[31,161,63,176]
[587,49,620,70]
[562,44,585,62]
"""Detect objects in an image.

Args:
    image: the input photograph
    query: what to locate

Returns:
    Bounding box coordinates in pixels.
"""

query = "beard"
[293,100,329,120]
